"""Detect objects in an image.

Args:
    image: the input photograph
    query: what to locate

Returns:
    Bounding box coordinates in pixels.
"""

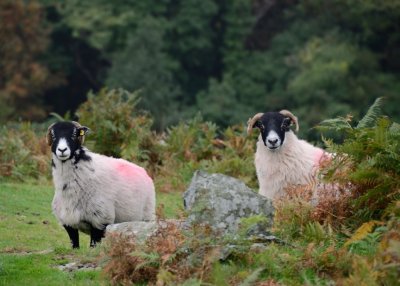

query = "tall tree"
[106,16,181,130]
[0,0,63,122]
[47,0,400,137]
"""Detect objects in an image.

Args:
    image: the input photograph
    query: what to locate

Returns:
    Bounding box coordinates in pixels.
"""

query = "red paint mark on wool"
[314,148,324,166]
[116,161,145,177]
[114,160,152,183]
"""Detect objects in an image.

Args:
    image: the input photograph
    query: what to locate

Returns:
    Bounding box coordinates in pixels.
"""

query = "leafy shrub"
[163,114,218,162]
[205,125,257,188]
[273,194,314,241]
[339,204,400,285]
[156,116,256,193]
[76,88,157,161]
[153,115,218,193]
[0,122,50,181]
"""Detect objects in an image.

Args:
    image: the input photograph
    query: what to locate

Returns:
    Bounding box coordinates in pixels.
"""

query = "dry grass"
[101,221,192,285]
[0,123,51,180]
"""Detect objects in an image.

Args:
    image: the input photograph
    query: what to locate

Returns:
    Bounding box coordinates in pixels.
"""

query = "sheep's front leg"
[90,226,106,247]
[64,225,79,249]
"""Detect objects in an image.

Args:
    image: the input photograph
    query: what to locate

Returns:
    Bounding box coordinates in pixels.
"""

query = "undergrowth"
[101,220,274,286]
[0,122,51,181]
[99,204,399,285]
[1,88,257,190]
[318,97,400,225]
[2,92,399,285]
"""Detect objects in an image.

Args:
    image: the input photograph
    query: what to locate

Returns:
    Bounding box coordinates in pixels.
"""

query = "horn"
[46,123,56,146]
[279,110,299,132]
[247,113,264,135]
[71,121,81,128]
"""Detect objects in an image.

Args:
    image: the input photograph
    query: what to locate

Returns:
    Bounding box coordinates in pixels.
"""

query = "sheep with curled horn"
[47,121,156,248]
[247,110,329,200]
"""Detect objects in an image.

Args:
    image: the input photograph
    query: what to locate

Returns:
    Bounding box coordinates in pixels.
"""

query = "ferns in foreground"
[318,97,400,223]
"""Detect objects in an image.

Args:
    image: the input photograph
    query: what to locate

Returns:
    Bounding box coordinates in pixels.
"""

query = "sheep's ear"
[46,123,55,146]
[77,126,90,144]
[78,126,90,136]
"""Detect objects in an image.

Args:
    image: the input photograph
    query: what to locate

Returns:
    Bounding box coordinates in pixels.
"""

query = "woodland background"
[1,1,400,285]
[1,0,400,138]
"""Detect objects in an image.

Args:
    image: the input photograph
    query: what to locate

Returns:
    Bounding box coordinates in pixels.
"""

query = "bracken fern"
[317,97,400,224]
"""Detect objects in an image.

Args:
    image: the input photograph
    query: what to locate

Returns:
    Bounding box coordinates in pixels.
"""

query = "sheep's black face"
[48,122,89,162]
[254,112,292,151]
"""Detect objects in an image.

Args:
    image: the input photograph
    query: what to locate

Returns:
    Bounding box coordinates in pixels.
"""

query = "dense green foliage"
[59,0,400,136]
[1,0,399,138]
[76,88,153,159]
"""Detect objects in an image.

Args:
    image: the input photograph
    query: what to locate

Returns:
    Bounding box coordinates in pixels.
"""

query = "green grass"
[156,191,185,218]
[0,183,74,252]
[0,182,183,286]
[0,253,102,286]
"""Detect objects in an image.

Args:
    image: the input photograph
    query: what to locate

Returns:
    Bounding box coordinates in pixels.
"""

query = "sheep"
[46,121,156,248]
[247,110,330,200]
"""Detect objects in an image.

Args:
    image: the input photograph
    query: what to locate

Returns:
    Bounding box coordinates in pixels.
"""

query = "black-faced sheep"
[46,121,155,248]
[247,110,330,200]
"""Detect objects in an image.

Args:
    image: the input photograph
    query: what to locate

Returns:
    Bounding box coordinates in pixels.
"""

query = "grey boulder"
[183,170,274,234]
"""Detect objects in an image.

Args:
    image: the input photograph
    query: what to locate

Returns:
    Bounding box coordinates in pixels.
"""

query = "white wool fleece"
[52,150,155,233]
[255,131,326,200]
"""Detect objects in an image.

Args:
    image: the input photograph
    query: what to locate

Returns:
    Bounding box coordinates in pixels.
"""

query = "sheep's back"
[92,154,155,222]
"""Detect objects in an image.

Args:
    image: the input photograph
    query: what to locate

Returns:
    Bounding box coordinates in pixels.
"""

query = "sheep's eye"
[281,118,291,131]
[72,133,79,141]
[255,121,264,131]
[71,129,78,140]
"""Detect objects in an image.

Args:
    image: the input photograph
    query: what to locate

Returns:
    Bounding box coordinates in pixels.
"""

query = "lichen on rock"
[183,170,274,234]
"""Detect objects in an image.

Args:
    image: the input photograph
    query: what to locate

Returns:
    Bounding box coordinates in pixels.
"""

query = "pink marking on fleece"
[314,148,324,167]
[115,161,152,183]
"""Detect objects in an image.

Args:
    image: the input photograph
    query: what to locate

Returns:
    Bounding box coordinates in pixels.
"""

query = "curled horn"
[46,123,56,146]
[71,121,81,128]
[247,113,264,135]
[279,110,299,132]
[72,121,86,144]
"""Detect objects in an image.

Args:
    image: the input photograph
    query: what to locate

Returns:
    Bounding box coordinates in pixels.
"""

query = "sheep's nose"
[268,139,278,145]
[58,147,67,153]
